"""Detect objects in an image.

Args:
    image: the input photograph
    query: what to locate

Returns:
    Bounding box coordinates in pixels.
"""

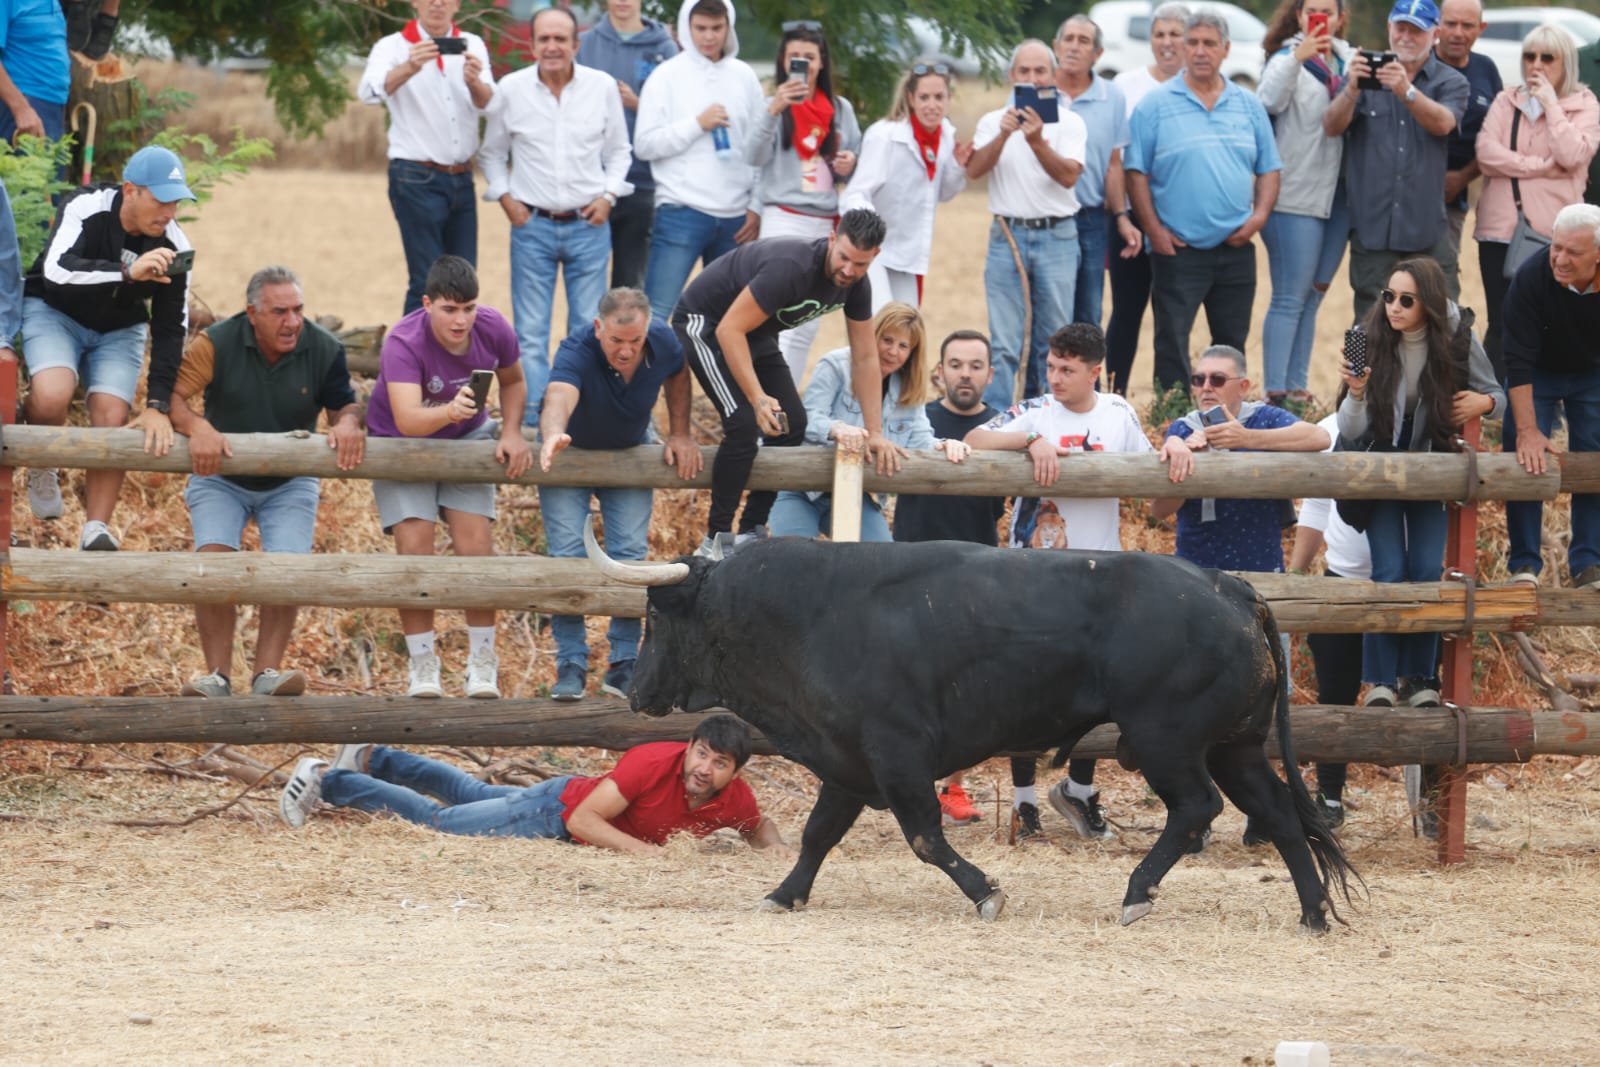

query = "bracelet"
[1115,210,1131,220]
[1024,431,1042,448]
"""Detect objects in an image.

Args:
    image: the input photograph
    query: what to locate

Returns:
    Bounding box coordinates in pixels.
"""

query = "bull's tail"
[1260,597,1364,923]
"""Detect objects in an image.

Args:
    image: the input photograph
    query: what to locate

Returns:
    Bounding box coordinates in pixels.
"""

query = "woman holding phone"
[745,20,861,384]
[1335,258,1502,709]
[1472,24,1599,374]
[1257,0,1354,408]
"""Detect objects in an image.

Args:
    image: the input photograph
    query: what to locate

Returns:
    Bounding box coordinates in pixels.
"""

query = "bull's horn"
[583,515,690,586]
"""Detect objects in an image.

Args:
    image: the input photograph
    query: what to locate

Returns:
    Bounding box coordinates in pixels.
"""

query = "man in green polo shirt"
[167,266,366,697]
[1581,41,1600,208]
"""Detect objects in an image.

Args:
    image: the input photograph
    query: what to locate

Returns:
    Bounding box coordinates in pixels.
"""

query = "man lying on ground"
[278,713,795,857]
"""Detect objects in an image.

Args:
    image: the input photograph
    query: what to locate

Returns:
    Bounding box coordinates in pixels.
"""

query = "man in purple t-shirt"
[368,255,534,699]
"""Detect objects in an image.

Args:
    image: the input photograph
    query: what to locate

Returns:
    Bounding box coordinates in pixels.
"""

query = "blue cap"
[1388,0,1439,30]
[121,145,195,203]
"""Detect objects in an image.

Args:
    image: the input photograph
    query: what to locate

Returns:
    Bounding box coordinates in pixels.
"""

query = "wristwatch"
[1404,84,1418,103]
[146,399,170,415]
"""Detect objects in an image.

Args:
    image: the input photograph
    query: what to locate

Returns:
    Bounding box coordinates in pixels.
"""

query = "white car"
[1088,0,1268,87]
[1476,6,1600,90]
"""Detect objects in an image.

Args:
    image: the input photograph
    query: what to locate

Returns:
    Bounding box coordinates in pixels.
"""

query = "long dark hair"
[775,25,839,158]
[1263,0,1344,58]
[1354,257,1468,453]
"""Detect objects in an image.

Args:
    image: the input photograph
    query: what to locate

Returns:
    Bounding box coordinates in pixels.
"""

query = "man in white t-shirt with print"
[965,322,1167,842]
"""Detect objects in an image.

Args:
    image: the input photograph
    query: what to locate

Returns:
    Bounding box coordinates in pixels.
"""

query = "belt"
[998,215,1069,230]
[403,159,473,175]
[524,204,582,222]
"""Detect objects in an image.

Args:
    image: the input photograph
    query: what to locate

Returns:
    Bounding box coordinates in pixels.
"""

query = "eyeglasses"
[782,19,822,32]
[1522,51,1556,64]
[1190,373,1240,388]
[911,62,952,76]
[1380,288,1419,309]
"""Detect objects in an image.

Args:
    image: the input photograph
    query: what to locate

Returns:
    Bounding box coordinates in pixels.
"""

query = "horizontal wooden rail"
[2,425,1583,499]
[0,698,1590,765]
[7,550,1596,631]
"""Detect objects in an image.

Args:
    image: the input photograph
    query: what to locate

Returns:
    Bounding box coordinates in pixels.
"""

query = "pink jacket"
[1474,85,1600,242]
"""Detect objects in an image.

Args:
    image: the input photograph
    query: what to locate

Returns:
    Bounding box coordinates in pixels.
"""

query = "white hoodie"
[632,0,764,218]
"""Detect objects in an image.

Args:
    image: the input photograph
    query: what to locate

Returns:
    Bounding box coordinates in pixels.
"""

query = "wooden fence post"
[1435,418,1482,863]
[1,360,14,694]
[829,438,865,542]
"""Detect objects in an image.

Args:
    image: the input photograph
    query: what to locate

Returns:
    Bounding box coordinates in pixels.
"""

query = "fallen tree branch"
[105,751,303,828]
[1510,632,1586,713]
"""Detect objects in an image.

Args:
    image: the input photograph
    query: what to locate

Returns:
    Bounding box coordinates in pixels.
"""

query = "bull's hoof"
[976,889,1007,922]
[759,896,802,914]
[1120,899,1154,926]
[1298,916,1330,936]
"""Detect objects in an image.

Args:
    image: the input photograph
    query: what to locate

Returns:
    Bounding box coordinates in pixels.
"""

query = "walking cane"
[996,217,1034,406]
[70,102,97,185]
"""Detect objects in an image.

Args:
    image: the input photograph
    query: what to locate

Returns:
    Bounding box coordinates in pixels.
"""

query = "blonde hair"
[1523,23,1579,98]
[869,302,933,407]
[887,66,953,123]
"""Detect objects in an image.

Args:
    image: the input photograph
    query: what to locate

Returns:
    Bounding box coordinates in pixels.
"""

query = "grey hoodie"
[576,15,678,192]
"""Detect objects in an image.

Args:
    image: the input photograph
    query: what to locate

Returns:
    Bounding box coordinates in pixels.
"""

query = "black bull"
[586,522,1360,930]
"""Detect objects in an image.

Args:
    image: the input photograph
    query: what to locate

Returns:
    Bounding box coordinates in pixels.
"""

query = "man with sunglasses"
[1324,0,1469,322]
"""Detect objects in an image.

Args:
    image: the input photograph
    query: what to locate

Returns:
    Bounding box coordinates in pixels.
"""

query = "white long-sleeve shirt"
[631,46,763,218]
[358,30,494,165]
[478,64,634,211]
[843,117,966,276]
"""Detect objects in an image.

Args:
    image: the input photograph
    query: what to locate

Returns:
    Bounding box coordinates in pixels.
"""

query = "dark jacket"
[1503,250,1600,387]
[1582,41,1600,207]
[576,16,678,192]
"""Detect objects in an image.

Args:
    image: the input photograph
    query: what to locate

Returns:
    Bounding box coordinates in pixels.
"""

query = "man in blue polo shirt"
[0,0,69,143]
[537,286,701,701]
[1125,9,1281,395]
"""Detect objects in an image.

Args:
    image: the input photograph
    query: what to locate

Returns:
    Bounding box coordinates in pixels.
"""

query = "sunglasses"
[782,19,823,32]
[1190,373,1240,388]
[1522,51,1557,64]
[912,61,952,76]
[1381,288,1419,309]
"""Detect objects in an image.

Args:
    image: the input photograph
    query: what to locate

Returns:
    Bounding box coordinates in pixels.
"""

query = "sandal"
[279,758,328,828]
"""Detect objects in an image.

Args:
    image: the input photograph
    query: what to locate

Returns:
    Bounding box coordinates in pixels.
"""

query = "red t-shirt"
[559,742,763,846]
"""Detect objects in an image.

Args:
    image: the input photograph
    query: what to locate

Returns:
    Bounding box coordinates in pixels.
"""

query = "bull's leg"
[1119,750,1223,926]
[762,782,864,913]
[878,777,1006,921]
[1208,742,1332,932]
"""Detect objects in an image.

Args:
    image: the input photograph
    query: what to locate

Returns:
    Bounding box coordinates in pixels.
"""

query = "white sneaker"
[26,469,63,519]
[407,652,443,698]
[279,757,329,828]
[332,743,372,773]
[80,520,120,551]
[465,647,500,699]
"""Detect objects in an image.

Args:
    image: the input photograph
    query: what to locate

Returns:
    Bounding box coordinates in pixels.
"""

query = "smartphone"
[469,369,495,413]
[166,248,195,274]
[1200,405,1228,428]
[787,56,810,84]
[1307,11,1329,37]
[1011,84,1061,125]
[1343,326,1368,378]
[433,36,468,55]
[1357,49,1396,91]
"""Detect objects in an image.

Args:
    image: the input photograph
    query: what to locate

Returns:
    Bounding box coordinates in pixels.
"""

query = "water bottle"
[711,124,734,161]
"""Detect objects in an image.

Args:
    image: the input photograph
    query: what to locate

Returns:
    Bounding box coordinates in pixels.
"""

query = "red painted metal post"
[1436,417,1482,864]
[1,359,15,694]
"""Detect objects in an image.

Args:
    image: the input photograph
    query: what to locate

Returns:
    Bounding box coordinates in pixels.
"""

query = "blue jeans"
[769,491,892,542]
[1505,366,1600,577]
[1073,204,1108,328]
[322,746,574,839]
[19,296,149,403]
[387,160,477,316]
[1363,499,1446,685]
[984,217,1080,408]
[185,475,320,552]
[538,481,653,668]
[0,93,66,145]
[643,204,745,325]
[1260,188,1350,395]
[510,215,611,422]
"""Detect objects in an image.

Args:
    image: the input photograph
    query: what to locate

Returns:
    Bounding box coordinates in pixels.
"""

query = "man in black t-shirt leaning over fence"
[671,207,899,557]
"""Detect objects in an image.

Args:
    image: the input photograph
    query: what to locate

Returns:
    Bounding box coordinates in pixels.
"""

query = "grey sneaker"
[465,646,500,699]
[332,743,372,774]
[551,661,586,701]
[1363,684,1397,708]
[26,469,63,519]
[279,757,328,828]
[693,532,735,560]
[601,659,634,699]
[251,668,307,696]
[407,653,443,698]
[80,520,120,551]
[180,670,231,698]
[1505,567,1539,588]
[1574,565,1600,591]
[1048,782,1115,840]
[733,524,769,546]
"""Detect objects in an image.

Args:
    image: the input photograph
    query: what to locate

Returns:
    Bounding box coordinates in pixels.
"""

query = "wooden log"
[337,325,386,378]
[0,425,1566,500]
[0,698,1588,765]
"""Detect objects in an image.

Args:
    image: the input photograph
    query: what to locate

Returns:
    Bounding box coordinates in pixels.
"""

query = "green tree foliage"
[0,136,76,266]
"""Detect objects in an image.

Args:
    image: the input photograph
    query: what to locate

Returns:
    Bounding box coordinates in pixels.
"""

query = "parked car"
[1089,0,1267,87]
[1476,6,1600,89]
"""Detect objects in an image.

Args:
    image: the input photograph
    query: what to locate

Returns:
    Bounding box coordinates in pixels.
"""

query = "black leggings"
[1104,242,1152,396]
[1012,756,1095,791]
[1308,569,1365,801]
[675,316,806,535]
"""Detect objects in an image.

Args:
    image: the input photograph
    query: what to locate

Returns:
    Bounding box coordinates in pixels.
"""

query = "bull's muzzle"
[583,515,691,586]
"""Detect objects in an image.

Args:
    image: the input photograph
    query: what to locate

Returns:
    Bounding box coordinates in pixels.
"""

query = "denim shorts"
[20,297,150,404]
[370,418,499,534]
[185,475,321,552]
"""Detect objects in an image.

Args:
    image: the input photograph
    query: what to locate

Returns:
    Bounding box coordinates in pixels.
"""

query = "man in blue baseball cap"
[17,142,198,550]
[1324,0,1468,322]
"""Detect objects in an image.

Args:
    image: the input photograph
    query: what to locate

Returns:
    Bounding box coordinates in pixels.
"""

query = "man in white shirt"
[965,38,1088,410]
[479,6,633,420]
[358,0,495,316]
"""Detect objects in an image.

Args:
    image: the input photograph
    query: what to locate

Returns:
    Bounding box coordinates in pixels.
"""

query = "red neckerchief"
[789,90,835,161]
[402,19,458,71]
[911,118,941,179]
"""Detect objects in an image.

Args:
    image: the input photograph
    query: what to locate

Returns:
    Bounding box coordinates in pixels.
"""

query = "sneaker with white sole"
[279,757,329,827]
[26,469,63,519]
[251,668,307,696]
[601,659,634,699]
[1505,568,1539,588]
[180,670,231,698]
[550,661,586,701]
[693,532,736,560]
[407,652,443,698]
[332,743,372,774]
[80,520,120,551]
[1048,781,1115,840]
[1362,684,1397,708]
[465,647,500,699]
